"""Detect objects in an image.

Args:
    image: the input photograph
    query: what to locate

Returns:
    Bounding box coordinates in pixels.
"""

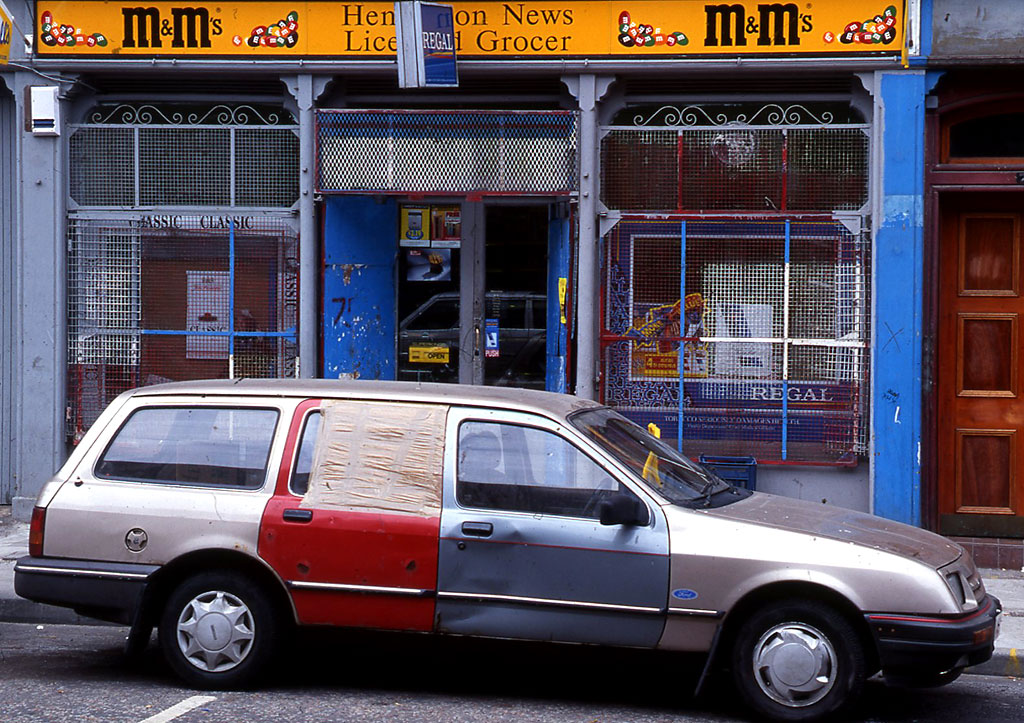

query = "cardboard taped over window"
[302,400,446,516]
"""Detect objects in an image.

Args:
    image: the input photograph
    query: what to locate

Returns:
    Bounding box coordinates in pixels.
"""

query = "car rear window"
[96,406,279,489]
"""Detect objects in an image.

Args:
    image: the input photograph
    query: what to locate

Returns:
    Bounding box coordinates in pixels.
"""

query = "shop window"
[602,219,869,465]
[66,217,299,439]
[599,102,870,464]
[69,103,299,208]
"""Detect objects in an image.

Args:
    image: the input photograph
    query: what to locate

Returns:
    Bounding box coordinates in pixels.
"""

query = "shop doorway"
[937,193,1024,536]
[397,204,551,390]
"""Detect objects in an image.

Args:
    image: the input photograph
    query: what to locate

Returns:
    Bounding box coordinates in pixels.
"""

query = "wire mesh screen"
[601,122,868,212]
[602,218,869,464]
[139,128,232,205]
[236,128,301,207]
[317,110,578,195]
[70,127,135,206]
[69,103,299,208]
[600,130,677,210]
[67,216,299,440]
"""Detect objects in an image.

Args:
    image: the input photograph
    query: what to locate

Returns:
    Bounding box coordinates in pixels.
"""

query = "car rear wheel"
[159,571,278,689]
[731,600,865,721]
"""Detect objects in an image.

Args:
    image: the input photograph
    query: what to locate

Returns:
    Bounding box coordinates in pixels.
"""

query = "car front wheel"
[159,571,278,689]
[731,600,865,721]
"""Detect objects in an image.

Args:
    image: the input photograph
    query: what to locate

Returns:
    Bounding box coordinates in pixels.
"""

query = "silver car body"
[15,379,998,718]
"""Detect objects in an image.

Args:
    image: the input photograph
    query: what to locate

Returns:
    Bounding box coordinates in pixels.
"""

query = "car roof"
[129,378,603,419]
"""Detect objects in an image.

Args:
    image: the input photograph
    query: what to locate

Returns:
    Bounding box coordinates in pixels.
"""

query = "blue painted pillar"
[872,71,926,525]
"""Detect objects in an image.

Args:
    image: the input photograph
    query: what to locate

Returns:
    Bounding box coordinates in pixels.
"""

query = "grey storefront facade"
[4,0,931,526]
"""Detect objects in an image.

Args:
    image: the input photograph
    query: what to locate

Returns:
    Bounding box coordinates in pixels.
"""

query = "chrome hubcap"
[752,622,837,708]
[176,590,255,673]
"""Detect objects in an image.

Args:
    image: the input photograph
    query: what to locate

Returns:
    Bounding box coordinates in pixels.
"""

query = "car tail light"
[29,506,46,557]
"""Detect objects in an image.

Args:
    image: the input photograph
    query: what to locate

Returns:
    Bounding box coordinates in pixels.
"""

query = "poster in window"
[186,270,230,360]
[627,293,707,379]
[713,302,773,378]
[430,205,461,248]
[406,248,451,281]
[399,205,431,247]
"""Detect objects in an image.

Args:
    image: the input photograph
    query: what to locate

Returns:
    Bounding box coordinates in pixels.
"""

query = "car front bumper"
[14,556,159,625]
[866,593,1001,674]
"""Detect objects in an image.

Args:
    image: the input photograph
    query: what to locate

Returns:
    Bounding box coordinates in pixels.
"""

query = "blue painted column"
[872,70,926,525]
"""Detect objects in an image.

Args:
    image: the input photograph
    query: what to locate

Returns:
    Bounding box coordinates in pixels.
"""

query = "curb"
[969,648,1024,678]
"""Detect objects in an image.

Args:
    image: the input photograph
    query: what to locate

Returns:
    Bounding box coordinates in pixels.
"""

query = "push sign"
[484,319,500,358]
[395,1,458,88]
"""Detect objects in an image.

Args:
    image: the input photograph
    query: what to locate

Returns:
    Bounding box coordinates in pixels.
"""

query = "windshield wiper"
[691,467,742,507]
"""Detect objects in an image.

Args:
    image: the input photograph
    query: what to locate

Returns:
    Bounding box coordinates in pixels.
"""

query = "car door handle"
[461,521,493,537]
[282,508,313,523]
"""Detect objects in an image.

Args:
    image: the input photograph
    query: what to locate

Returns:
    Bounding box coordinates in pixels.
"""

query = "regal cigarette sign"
[35,1,905,59]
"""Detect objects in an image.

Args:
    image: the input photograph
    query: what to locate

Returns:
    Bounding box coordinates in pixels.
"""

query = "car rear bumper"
[866,594,1001,674]
[14,556,159,625]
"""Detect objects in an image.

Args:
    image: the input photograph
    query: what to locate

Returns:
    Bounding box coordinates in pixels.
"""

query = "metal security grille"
[601,104,869,213]
[317,110,578,195]
[67,217,298,439]
[602,218,870,464]
[69,103,299,208]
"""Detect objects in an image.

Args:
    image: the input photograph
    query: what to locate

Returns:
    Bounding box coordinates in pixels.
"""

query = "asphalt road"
[1,622,1023,722]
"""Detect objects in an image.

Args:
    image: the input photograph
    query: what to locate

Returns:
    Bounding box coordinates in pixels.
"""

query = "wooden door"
[938,198,1024,536]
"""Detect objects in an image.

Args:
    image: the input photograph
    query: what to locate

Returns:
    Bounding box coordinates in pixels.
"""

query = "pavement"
[2,505,1023,678]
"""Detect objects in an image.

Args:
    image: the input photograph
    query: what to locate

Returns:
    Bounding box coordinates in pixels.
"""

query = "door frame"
[924,83,1024,534]
[458,199,565,389]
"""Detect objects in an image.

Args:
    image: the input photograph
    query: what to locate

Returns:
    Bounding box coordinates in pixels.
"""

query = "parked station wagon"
[16,380,999,720]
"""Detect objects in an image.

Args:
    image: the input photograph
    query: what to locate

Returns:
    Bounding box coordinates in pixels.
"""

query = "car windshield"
[569,407,737,506]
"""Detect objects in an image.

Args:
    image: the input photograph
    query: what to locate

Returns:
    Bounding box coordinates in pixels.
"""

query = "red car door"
[258,399,441,631]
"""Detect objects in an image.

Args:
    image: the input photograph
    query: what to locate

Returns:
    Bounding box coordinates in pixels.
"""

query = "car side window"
[290,411,322,496]
[456,420,636,519]
[96,406,279,489]
[407,298,459,331]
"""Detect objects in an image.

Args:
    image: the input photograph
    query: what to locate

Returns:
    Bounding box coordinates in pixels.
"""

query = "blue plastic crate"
[699,455,757,491]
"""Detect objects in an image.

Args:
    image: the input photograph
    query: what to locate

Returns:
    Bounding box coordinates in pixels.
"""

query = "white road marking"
[138,695,216,723]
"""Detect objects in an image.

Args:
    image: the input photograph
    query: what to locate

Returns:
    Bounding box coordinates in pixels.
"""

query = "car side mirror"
[597,493,650,526]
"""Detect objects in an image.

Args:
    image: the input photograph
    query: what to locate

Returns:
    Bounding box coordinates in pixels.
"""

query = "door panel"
[958,314,1016,396]
[960,215,1018,295]
[956,430,1014,514]
[436,408,669,647]
[939,199,1024,534]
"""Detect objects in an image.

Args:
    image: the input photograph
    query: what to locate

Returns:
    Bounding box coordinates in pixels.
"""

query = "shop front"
[7,0,925,521]
[315,109,576,393]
